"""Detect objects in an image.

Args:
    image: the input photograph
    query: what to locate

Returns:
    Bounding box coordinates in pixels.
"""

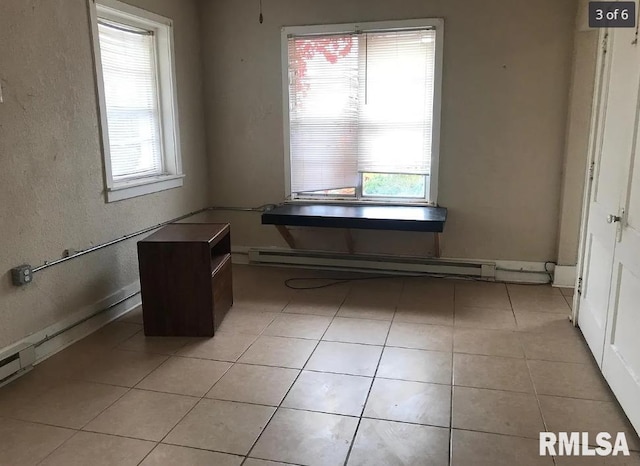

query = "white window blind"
[98,20,163,181]
[287,28,436,196]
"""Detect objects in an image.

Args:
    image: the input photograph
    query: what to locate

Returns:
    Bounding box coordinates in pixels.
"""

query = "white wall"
[0,0,209,349]
[199,0,579,262]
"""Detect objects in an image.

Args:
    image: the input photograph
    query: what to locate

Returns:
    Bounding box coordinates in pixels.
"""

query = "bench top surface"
[262,204,447,232]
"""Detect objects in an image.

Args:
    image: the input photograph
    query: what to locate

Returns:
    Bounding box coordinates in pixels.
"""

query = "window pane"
[288,35,360,194]
[98,21,163,181]
[362,173,426,198]
[357,30,436,176]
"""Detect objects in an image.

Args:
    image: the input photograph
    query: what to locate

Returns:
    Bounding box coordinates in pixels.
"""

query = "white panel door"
[601,72,640,433]
[579,26,640,366]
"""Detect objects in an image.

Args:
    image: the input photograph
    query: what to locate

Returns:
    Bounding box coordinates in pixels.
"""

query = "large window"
[90,0,182,202]
[282,19,443,204]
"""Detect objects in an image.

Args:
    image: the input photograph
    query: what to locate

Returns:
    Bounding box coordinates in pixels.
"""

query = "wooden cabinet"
[137,223,233,337]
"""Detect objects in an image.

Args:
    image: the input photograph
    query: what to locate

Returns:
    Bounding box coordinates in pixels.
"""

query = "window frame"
[89,0,183,203]
[281,18,444,206]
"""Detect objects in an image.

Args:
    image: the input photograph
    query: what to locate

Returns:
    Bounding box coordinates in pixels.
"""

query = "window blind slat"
[98,22,163,181]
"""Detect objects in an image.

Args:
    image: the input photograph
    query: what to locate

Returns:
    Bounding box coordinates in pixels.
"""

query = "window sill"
[106,174,184,203]
[288,198,435,207]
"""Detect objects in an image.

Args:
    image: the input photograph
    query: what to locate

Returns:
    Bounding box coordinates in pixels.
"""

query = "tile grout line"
[341,277,404,466]
[506,283,559,466]
[242,277,354,464]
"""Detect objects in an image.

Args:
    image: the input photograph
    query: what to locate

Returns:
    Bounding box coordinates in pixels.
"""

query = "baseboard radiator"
[0,343,35,384]
[248,248,497,280]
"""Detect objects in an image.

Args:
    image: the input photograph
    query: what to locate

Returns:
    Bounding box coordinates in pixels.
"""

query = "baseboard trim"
[553,265,577,288]
[1,281,141,371]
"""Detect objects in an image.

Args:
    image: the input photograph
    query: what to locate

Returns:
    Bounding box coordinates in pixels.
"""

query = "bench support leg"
[275,225,296,249]
[344,229,355,254]
[433,233,441,258]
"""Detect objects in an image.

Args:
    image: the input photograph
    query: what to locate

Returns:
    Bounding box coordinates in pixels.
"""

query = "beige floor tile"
[454,328,524,358]
[560,287,575,297]
[136,356,231,397]
[39,431,155,466]
[538,396,640,450]
[217,310,279,335]
[0,418,74,465]
[514,309,573,332]
[454,281,511,310]
[76,349,168,387]
[400,281,454,308]
[507,284,562,297]
[283,293,342,316]
[510,294,571,313]
[84,388,197,441]
[164,399,275,455]
[348,418,449,466]
[454,306,517,330]
[337,289,397,321]
[251,408,358,466]
[397,288,455,311]
[555,452,640,465]
[452,386,544,438]
[528,359,612,400]
[118,305,144,324]
[336,303,396,321]
[0,370,69,417]
[263,313,332,339]
[565,295,573,310]
[323,317,391,345]
[282,371,372,416]
[117,331,192,354]
[244,460,298,466]
[4,380,127,429]
[364,378,451,427]
[177,332,257,362]
[140,444,243,466]
[520,329,593,363]
[229,299,289,314]
[238,335,317,368]
[377,347,452,384]
[73,321,143,352]
[387,322,453,352]
[393,304,454,326]
[304,341,383,376]
[206,363,299,405]
[453,353,533,392]
[451,429,553,466]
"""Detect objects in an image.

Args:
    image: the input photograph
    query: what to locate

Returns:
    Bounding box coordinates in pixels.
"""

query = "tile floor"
[1,265,639,465]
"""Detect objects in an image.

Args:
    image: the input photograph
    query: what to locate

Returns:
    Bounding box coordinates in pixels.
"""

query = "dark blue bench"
[261,203,447,257]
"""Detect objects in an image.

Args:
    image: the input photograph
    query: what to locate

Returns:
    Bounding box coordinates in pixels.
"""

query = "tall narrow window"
[90,0,182,202]
[283,20,443,204]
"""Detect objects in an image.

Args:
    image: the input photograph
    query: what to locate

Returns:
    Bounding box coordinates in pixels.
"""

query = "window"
[282,19,443,204]
[89,0,182,202]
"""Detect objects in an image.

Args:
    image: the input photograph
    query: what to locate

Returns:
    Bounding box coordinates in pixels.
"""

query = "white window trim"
[281,18,444,206]
[88,0,183,203]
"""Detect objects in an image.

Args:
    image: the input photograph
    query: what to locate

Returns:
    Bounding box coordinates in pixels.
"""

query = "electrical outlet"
[11,264,33,286]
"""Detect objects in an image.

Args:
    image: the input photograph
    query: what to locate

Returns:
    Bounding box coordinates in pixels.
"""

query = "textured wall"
[199,0,578,261]
[0,0,208,348]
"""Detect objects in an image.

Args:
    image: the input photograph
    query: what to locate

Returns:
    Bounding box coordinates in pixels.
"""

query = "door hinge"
[577,277,583,295]
[602,33,608,54]
[589,161,596,181]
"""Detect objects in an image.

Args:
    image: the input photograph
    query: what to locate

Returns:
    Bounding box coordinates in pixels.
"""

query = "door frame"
[574,27,612,325]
